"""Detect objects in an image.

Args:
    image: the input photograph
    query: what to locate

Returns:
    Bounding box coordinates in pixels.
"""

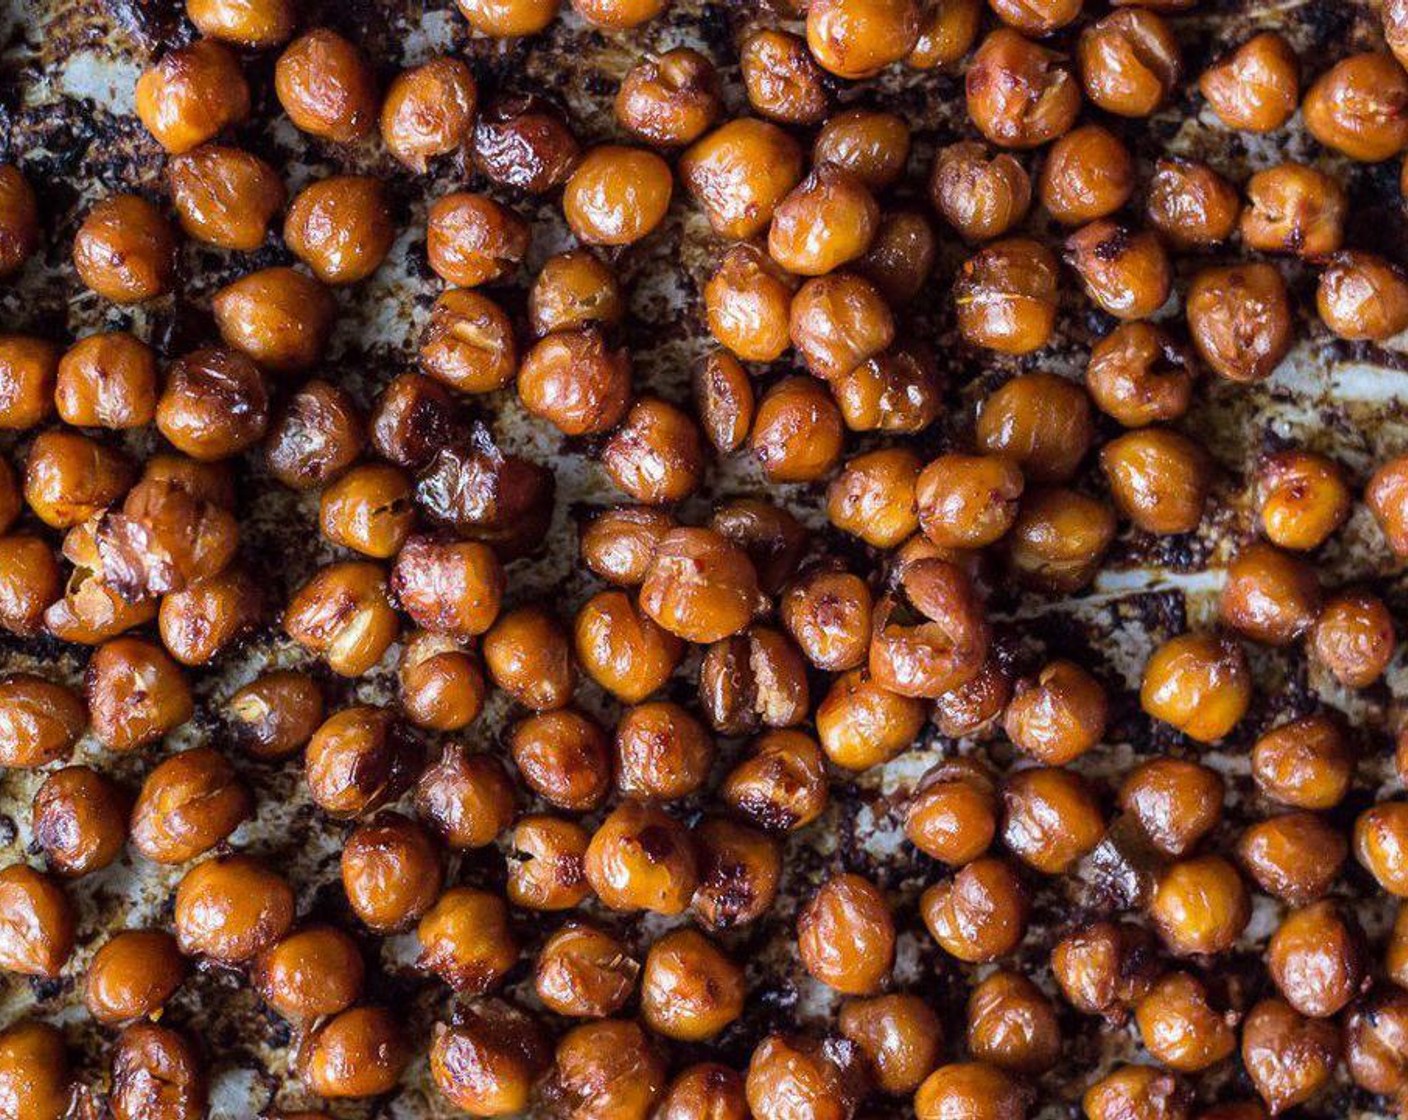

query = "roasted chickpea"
[1038,123,1133,226]
[907,0,981,69]
[930,139,1033,244]
[1241,163,1346,259]
[1265,899,1365,1018]
[380,56,477,172]
[710,497,809,595]
[1356,800,1408,896]
[1004,659,1107,765]
[814,109,910,190]
[904,760,998,864]
[483,604,575,709]
[551,1019,667,1120]
[812,669,918,773]
[720,728,828,832]
[168,144,284,250]
[563,145,673,247]
[284,561,399,676]
[1200,33,1299,133]
[456,0,559,35]
[528,250,623,339]
[157,347,269,461]
[955,237,1059,355]
[740,29,829,125]
[299,1006,411,1099]
[173,854,294,961]
[826,449,920,549]
[1250,712,1353,810]
[1119,757,1222,857]
[697,625,809,736]
[1132,972,1236,1074]
[921,857,1028,962]
[805,0,921,78]
[390,535,504,639]
[657,1064,750,1120]
[32,765,127,877]
[284,176,395,285]
[1219,541,1321,647]
[430,1001,551,1117]
[0,335,59,429]
[253,925,364,1020]
[130,744,250,864]
[614,701,713,800]
[274,29,377,142]
[837,995,942,1095]
[571,0,665,27]
[695,350,755,453]
[977,372,1092,483]
[510,708,612,811]
[135,39,250,153]
[780,568,872,672]
[1304,52,1408,162]
[691,816,781,928]
[1345,987,1408,1097]
[797,872,894,995]
[213,266,334,372]
[85,930,187,1025]
[933,657,1015,740]
[790,271,895,380]
[1101,427,1212,535]
[1145,158,1241,249]
[187,0,294,46]
[518,326,630,436]
[158,566,262,666]
[0,165,39,277]
[0,864,73,976]
[318,464,414,559]
[858,210,938,305]
[1001,766,1104,875]
[1086,322,1196,428]
[640,527,762,643]
[1252,449,1349,552]
[1084,1065,1192,1120]
[73,194,177,303]
[55,331,157,429]
[341,813,443,932]
[746,1034,870,1120]
[965,969,1061,1075]
[915,1062,1031,1120]
[304,705,418,818]
[1241,998,1339,1115]
[870,557,989,698]
[769,165,878,276]
[601,397,706,505]
[264,380,365,490]
[967,29,1081,149]
[417,886,518,993]
[1370,452,1408,555]
[640,928,745,1040]
[397,635,480,732]
[680,118,804,239]
[1318,250,1408,342]
[23,429,133,529]
[1187,263,1294,383]
[585,799,697,914]
[507,814,592,910]
[1078,8,1180,117]
[468,95,578,197]
[427,192,530,287]
[1065,220,1171,320]
[580,506,675,586]
[109,1024,206,1120]
[83,637,191,754]
[1148,854,1249,956]
[1312,590,1394,687]
[371,373,464,469]
[1140,632,1250,742]
[1237,811,1346,906]
[705,243,796,363]
[616,47,720,146]
[1051,920,1158,1019]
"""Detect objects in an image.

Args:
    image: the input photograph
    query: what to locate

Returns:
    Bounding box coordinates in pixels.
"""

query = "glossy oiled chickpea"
[1312,590,1395,688]
[797,872,894,995]
[484,604,575,709]
[657,1064,749,1120]
[1051,920,1158,1019]
[580,506,674,587]
[1356,800,1408,896]
[1241,163,1346,259]
[1254,449,1350,551]
[921,857,1028,962]
[417,886,518,993]
[1266,899,1366,1018]
[535,921,638,1017]
[790,271,895,381]
[1004,660,1107,765]
[1318,250,1408,342]
[518,326,630,436]
[1346,987,1408,1098]
[430,1002,550,1117]
[427,192,530,287]
[42,560,158,646]
[399,639,479,733]
[1187,263,1294,383]
[563,145,673,247]
[410,742,508,846]
[55,331,156,429]
[816,668,924,771]
[705,243,796,363]
[1001,766,1104,875]
[1101,428,1212,536]
[989,0,1080,35]
[1237,811,1346,905]
[1251,713,1353,810]
[381,57,476,172]
[1219,541,1321,647]
[456,0,559,35]
[157,347,269,461]
[85,930,187,1025]
[173,854,294,962]
[135,39,250,153]
[571,0,666,28]
[584,799,697,914]
[740,29,829,125]
[640,526,762,643]
[213,266,334,372]
[1371,452,1408,556]
[1140,632,1250,742]
[966,969,1061,1075]
[858,211,938,305]
[299,1006,411,1099]
[319,464,415,559]
[253,925,364,1021]
[907,0,981,69]
[616,47,720,146]
[109,1024,207,1120]
[695,349,754,453]
[915,1062,1032,1120]
[838,995,941,1095]
[507,815,591,910]
[472,93,580,194]
[1241,998,1339,1115]
[1119,757,1222,857]
[370,372,464,469]
[954,238,1059,355]
[130,745,251,864]
[805,0,921,79]
[691,815,781,928]
[0,165,38,278]
[1065,220,1171,320]
[929,141,1030,243]
[304,705,418,819]
[285,176,395,286]
[168,144,284,250]
[710,497,808,595]
[815,110,911,190]
[23,429,133,529]
[187,0,293,46]
[283,561,398,676]
[1148,854,1249,956]
[0,335,58,430]
[32,766,127,877]
[1145,158,1240,249]
[721,728,828,832]
[73,194,176,303]
[977,372,1092,484]
[511,708,611,810]
[551,1019,667,1120]
[84,636,193,754]
[679,118,804,239]
[1133,972,1235,1073]
[1200,32,1299,133]
[640,928,745,1040]
[264,380,366,490]
[159,567,262,666]
[698,625,808,735]
[746,1034,870,1120]
[274,29,377,143]
[781,567,872,672]
[905,759,998,864]
[601,397,706,505]
[966,29,1082,149]
[1086,322,1196,428]
[1304,53,1408,162]
[826,448,920,549]
[614,701,713,801]
[0,864,73,976]
[342,813,443,933]
[1084,1065,1191,1120]
[1038,124,1133,226]
[769,165,878,277]
[870,556,989,699]
[391,535,504,639]
[1078,8,1180,117]
[528,251,623,339]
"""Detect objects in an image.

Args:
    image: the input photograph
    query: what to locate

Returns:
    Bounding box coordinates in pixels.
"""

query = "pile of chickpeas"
[5,0,1408,1116]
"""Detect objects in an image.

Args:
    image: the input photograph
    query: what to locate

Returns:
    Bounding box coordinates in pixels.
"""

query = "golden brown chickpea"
[679,118,804,239]
[371,373,465,470]
[55,331,157,429]
[691,816,781,928]
[1219,541,1321,647]
[284,176,395,285]
[1200,32,1300,133]
[815,109,911,190]
[1345,987,1408,1097]
[747,1034,870,1120]
[930,141,1032,245]
[790,271,895,380]
[472,93,581,193]
[1266,899,1366,1018]
[1133,972,1236,1073]
[1318,250,1408,342]
[640,526,762,643]
[305,705,418,818]
[1241,998,1339,1115]
[1148,854,1249,956]
[870,557,989,698]
[640,928,745,1040]
[1251,712,1354,810]
[135,39,250,154]
[484,604,575,709]
[73,194,177,303]
[1004,660,1107,765]
[507,814,591,910]
[518,326,630,436]
[511,708,612,810]
[1084,1065,1192,1120]
[816,668,925,771]
[1145,158,1241,249]
[1253,449,1349,551]
[563,145,673,247]
[933,657,1015,740]
[1066,220,1172,320]
[417,886,518,993]
[227,672,320,760]
[838,995,942,1095]
[416,291,516,395]
[413,747,512,849]
[0,165,38,277]
[0,864,73,976]
[826,448,920,549]
[274,29,377,142]
[213,266,334,372]
[955,237,1059,355]
[967,969,1061,1075]
[721,728,829,832]
[781,568,872,672]
[0,335,58,429]
[695,349,754,454]
[1370,452,1408,555]
[915,1062,1032,1120]
[1051,920,1158,1019]
[456,0,559,36]
[657,1063,749,1120]
[614,700,713,800]
[806,0,921,79]
[187,0,294,46]
[168,144,284,250]
[158,566,262,666]
[1078,8,1180,117]
[85,930,187,1025]
[157,347,269,461]
[23,430,133,529]
[967,28,1082,149]
[1357,800,1408,895]
[698,625,809,735]
[989,0,1081,34]
[534,921,638,1017]
[1119,757,1222,857]
[1140,632,1250,742]
[1086,322,1197,428]
[769,165,878,277]
[84,637,192,754]
[43,559,158,647]
[1237,811,1346,906]
[32,765,126,877]
[380,57,477,172]
[130,745,250,864]
[905,759,998,864]
[585,799,697,914]
[319,464,415,559]
[921,857,1028,962]
[705,243,796,363]
[741,29,829,126]
[1188,263,1294,384]
[1241,163,1346,259]
[253,925,364,1020]
[390,536,503,639]
[580,506,674,586]
[299,1006,411,1099]
[601,397,706,505]
[1001,766,1104,874]
[400,630,487,728]
[1313,590,1394,688]
[858,211,938,305]
[430,1001,551,1117]
[1101,427,1212,535]
[1038,123,1133,226]
[551,1019,667,1120]
[571,0,666,27]
[173,854,294,961]
[528,251,623,339]
[1304,53,1408,162]
[283,561,398,676]
[977,372,1092,483]
[264,380,366,491]
[907,0,982,69]
[797,872,894,995]
[616,47,720,146]
[342,813,443,932]
[110,1024,206,1120]
[428,192,530,288]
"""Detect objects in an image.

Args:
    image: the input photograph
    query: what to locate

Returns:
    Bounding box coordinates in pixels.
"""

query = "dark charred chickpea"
[679,118,804,239]
[484,604,575,710]
[790,271,895,380]
[370,372,463,469]
[805,0,921,79]
[157,347,269,461]
[109,1024,207,1120]
[341,813,443,933]
[721,728,828,832]
[640,928,745,1040]
[285,176,395,286]
[1119,758,1223,857]
[870,556,990,699]
[966,29,1082,149]
[966,969,1061,1075]
[381,57,477,173]
[55,331,158,429]
[1051,920,1158,1019]
[1187,263,1293,383]
[1007,487,1116,593]
[551,1019,667,1120]
[1200,33,1300,133]
[274,29,377,143]
[518,326,630,436]
[1241,163,1346,258]
[284,561,399,676]
[640,526,763,643]
[921,857,1029,962]
[838,995,941,1095]
[33,765,126,878]
[1084,1065,1192,1120]
[1238,811,1346,905]
[563,145,673,247]
[414,746,513,849]
[299,1006,411,1099]
[1065,220,1171,320]
[1039,124,1134,226]
[1313,590,1395,687]
[85,930,187,1025]
[977,372,1092,483]
[0,864,73,976]
[265,380,366,490]
[580,506,675,586]
[1140,632,1250,742]
[1078,8,1180,118]
[781,568,872,672]
[1219,541,1321,647]
[858,210,938,304]
[1255,450,1350,551]
[135,39,249,154]
[227,672,323,760]
[1148,854,1250,956]
[305,705,419,818]
[907,0,981,69]
[1241,998,1340,1115]
[23,430,133,529]
[658,1063,749,1120]
[1266,899,1365,1018]
[399,632,486,732]
[746,1034,870,1120]
[1345,987,1408,1097]
[905,759,998,864]
[529,250,623,337]
[456,0,559,36]
[798,872,894,995]
[815,110,911,190]
[213,266,334,373]
[614,701,713,801]
[816,668,925,771]
[705,243,796,363]
[1318,251,1408,342]
[1101,428,1212,536]
[616,48,720,146]
[168,144,284,250]
[507,815,591,910]
[741,29,829,126]
[85,637,193,754]
[1146,158,1241,249]
[253,925,364,1021]
[1304,53,1408,162]
[955,238,1060,355]
[584,799,697,914]
[710,498,808,595]
[769,165,879,276]
[916,1062,1032,1120]
[130,745,250,864]
[73,194,177,303]
[929,142,1030,243]
[173,854,294,961]
[0,165,39,278]
[826,448,920,549]
[695,349,755,453]
[428,192,530,288]
[417,886,518,993]
[1251,713,1354,810]
[0,335,59,430]
[691,816,782,928]
[1005,660,1107,765]
[601,397,706,505]
[1357,801,1408,896]
[472,93,580,194]
[187,0,294,47]
[1086,322,1196,428]
[511,708,612,811]
[1002,766,1105,874]
[430,1001,551,1118]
